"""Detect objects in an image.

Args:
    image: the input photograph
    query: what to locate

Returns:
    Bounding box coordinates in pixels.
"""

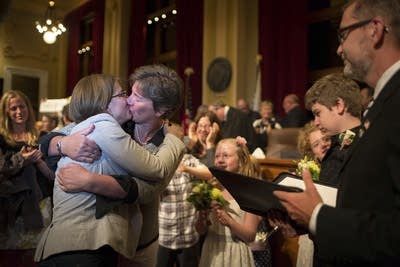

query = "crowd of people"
[1,0,400,266]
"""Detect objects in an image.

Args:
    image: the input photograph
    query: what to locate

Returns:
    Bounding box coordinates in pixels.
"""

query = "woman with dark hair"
[186,111,222,167]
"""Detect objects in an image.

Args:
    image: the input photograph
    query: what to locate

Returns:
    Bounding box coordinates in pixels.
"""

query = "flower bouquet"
[187,180,229,210]
[296,156,320,181]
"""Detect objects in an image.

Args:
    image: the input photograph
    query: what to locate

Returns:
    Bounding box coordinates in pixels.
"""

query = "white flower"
[339,129,356,149]
[255,231,267,242]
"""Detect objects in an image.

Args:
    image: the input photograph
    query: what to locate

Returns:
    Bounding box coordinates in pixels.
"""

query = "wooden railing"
[257,158,297,182]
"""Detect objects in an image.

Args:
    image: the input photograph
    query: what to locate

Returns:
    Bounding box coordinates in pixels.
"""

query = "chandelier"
[35,1,67,44]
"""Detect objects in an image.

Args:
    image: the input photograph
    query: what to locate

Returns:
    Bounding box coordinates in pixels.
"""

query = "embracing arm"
[57,163,127,198]
[58,119,185,199]
[57,136,184,201]
[41,125,100,163]
[90,118,185,181]
[58,166,172,204]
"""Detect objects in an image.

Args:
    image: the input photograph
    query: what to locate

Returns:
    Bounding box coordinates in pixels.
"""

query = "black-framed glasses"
[337,19,373,44]
[111,90,128,98]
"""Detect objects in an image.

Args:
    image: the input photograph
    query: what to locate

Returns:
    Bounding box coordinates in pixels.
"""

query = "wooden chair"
[266,128,301,159]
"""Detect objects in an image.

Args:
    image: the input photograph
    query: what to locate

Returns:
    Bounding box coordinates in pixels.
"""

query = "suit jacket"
[222,107,257,152]
[35,114,185,261]
[315,70,400,266]
[319,126,360,186]
[279,106,309,128]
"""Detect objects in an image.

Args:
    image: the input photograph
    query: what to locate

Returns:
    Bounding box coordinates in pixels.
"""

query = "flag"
[252,54,262,111]
[182,67,194,135]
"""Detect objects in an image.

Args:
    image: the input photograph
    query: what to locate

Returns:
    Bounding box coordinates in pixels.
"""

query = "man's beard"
[343,56,371,82]
[342,40,372,82]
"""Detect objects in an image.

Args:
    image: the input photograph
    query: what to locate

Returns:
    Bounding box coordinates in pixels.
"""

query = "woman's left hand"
[57,163,90,192]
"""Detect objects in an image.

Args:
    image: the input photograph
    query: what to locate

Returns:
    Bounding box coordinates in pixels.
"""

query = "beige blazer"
[35,114,185,261]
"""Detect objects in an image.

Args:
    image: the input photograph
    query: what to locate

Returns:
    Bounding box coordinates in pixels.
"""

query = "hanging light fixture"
[35,0,66,44]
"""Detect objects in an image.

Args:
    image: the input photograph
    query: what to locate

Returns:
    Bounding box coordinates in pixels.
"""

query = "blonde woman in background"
[0,90,54,267]
[253,100,282,151]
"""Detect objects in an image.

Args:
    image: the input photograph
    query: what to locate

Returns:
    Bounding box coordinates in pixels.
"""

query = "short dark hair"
[305,73,362,118]
[129,64,183,119]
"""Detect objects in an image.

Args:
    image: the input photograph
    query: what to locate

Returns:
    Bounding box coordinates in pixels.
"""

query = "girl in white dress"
[197,137,261,267]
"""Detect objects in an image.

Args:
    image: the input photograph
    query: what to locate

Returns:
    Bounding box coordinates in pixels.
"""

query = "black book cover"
[209,166,303,216]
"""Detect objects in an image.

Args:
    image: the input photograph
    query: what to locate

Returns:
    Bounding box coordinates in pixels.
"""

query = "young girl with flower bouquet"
[296,121,332,182]
[196,137,261,267]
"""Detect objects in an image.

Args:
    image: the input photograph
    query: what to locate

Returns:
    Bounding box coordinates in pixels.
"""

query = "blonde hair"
[217,138,260,178]
[0,90,38,146]
[297,122,319,160]
[69,74,117,123]
[259,100,274,111]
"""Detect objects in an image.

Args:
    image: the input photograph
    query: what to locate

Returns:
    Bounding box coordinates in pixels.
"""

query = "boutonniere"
[339,129,356,149]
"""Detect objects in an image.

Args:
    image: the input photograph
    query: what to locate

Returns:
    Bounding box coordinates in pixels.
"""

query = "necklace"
[134,123,164,145]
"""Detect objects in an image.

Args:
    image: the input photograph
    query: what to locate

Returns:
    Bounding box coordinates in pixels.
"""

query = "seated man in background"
[278,94,309,128]
[237,98,261,123]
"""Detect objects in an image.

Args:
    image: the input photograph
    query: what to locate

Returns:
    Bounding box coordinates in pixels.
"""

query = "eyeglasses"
[111,90,128,98]
[337,19,373,44]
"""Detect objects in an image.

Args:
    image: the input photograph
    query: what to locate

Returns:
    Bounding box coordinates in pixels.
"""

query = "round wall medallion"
[207,57,232,92]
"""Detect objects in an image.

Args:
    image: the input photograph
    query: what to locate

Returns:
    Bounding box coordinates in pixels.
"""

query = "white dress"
[199,199,255,267]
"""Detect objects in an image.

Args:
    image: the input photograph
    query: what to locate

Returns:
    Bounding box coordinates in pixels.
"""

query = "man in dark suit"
[209,100,257,152]
[278,94,309,127]
[236,98,261,123]
[274,0,400,266]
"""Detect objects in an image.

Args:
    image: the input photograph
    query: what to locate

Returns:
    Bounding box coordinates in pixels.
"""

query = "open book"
[209,167,337,217]
[274,173,337,207]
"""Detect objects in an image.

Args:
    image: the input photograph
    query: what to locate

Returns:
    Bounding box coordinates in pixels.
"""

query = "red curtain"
[176,0,204,118]
[127,0,146,73]
[65,0,105,96]
[259,0,308,116]
[128,0,204,121]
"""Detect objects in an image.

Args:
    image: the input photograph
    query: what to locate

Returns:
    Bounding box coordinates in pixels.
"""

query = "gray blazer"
[35,113,185,261]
